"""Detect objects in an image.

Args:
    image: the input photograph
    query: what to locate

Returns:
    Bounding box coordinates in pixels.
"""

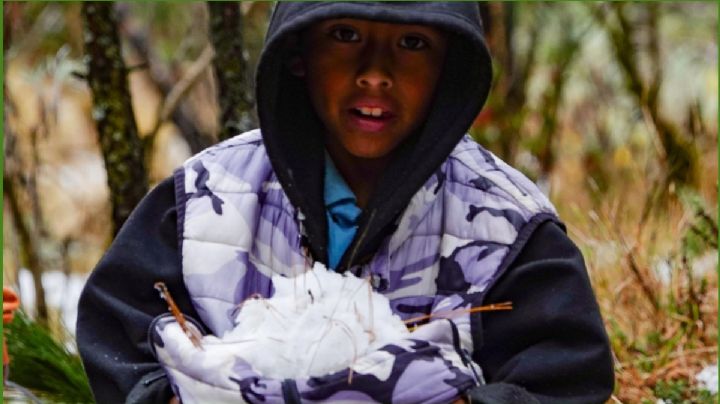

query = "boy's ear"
[287,55,306,77]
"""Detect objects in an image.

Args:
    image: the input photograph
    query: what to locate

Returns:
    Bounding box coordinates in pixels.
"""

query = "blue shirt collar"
[324,153,357,208]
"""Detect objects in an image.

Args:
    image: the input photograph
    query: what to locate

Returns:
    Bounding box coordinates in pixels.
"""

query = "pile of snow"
[188,262,409,379]
[695,364,718,394]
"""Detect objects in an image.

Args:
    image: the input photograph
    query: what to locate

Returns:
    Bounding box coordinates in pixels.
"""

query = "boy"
[78,3,614,403]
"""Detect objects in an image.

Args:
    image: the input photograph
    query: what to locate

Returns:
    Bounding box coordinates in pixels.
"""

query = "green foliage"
[693,390,719,404]
[5,311,93,403]
[656,380,688,403]
[679,190,718,260]
[653,379,718,404]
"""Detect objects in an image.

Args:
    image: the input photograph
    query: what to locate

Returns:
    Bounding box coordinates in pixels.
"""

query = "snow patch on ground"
[696,363,718,394]
[16,268,87,335]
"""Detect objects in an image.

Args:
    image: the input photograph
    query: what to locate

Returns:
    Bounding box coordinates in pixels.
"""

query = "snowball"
[199,262,409,379]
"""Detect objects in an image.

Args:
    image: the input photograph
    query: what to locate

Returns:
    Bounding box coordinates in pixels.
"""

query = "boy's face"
[298,18,447,161]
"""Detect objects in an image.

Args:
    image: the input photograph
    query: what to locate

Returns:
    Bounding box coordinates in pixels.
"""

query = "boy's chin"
[336,135,407,160]
[342,143,397,161]
[325,131,407,163]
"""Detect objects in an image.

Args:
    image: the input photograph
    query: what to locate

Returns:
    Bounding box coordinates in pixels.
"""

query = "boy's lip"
[345,98,397,133]
[347,98,397,118]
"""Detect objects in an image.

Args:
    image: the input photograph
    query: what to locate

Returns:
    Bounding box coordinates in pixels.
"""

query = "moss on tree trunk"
[208,1,255,141]
[82,2,148,236]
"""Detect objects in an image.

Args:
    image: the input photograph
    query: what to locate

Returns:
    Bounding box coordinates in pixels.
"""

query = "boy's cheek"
[287,56,306,77]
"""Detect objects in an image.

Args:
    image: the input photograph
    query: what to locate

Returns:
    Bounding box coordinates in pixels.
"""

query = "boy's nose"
[356,70,392,89]
[356,47,393,90]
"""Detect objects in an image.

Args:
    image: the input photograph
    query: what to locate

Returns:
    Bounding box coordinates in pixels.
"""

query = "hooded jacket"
[77,2,614,403]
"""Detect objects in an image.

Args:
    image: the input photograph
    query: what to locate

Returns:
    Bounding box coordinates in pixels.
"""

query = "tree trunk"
[82,2,148,236]
[4,18,49,325]
[3,174,49,326]
[595,3,699,188]
[535,10,585,177]
[207,1,255,141]
[477,2,531,164]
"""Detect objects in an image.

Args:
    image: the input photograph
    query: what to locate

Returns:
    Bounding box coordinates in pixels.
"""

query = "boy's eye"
[329,26,361,42]
[399,35,429,50]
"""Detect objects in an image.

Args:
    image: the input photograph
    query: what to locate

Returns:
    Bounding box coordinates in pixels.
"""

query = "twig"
[604,196,661,314]
[628,345,717,365]
[403,302,513,325]
[154,282,203,349]
[126,62,149,73]
[3,170,49,325]
[623,246,660,314]
[146,44,215,142]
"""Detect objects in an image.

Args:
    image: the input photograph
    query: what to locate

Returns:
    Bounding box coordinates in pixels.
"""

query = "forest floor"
[552,130,718,403]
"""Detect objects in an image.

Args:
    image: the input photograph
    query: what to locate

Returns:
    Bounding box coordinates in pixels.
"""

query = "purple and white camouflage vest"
[153,129,557,403]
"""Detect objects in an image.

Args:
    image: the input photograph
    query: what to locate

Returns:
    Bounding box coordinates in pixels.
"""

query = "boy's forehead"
[306,17,445,34]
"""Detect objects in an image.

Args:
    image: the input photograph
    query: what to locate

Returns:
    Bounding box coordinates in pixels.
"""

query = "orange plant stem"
[154,282,203,349]
[403,301,513,325]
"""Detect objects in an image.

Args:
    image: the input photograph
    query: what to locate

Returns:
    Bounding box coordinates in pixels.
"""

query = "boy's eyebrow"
[307,19,447,39]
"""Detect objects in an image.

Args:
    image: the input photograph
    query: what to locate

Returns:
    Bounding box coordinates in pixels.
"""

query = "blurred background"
[2,2,717,403]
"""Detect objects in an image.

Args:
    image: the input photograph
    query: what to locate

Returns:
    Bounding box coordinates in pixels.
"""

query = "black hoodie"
[257,2,492,271]
[77,3,614,403]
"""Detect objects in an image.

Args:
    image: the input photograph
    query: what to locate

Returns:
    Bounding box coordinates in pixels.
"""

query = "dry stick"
[345,274,373,307]
[367,279,375,342]
[353,303,375,344]
[344,277,377,341]
[342,275,374,332]
[308,265,326,298]
[638,345,717,364]
[232,293,289,328]
[594,182,661,314]
[622,242,660,314]
[331,320,359,385]
[146,45,215,142]
[403,302,513,325]
[303,273,349,375]
[154,282,203,349]
[305,320,336,376]
[310,269,351,347]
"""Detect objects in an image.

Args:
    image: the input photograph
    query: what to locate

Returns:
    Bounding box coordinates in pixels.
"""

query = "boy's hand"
[169,396,179,404]
[453,398,467,404]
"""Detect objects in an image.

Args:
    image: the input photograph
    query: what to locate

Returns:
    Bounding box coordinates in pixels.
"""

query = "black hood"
[256,2,492,271]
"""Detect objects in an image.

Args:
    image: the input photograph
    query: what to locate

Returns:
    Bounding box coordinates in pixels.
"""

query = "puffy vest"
[157,129,558,403]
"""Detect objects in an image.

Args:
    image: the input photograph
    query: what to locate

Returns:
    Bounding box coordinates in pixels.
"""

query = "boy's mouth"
[350,107,393,119]
[347,107,396,133]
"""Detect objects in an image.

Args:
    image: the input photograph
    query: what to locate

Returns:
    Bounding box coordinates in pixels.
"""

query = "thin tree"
[477,2,539,164]
[590,3,699,188]
[3,143,49,325]
[115,3,216,155]
[82,2,148,235]
[207,1,255,141]
[4,4,49,325]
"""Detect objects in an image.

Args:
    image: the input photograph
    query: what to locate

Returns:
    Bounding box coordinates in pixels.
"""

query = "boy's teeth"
[358,107,383,117]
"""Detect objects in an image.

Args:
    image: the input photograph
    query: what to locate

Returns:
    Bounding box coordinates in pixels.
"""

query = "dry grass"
[551,131,718,402]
